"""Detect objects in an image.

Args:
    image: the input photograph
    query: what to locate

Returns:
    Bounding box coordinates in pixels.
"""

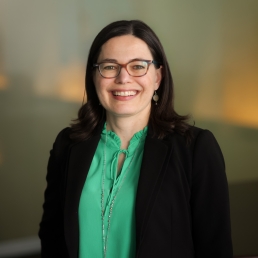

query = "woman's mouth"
[112,91,137,96]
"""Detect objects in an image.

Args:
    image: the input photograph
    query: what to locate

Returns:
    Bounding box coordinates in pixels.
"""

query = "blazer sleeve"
[190,130,233,258]
[38,128,70,258]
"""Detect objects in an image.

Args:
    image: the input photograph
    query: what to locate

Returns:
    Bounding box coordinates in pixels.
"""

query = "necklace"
[101,131,143,258]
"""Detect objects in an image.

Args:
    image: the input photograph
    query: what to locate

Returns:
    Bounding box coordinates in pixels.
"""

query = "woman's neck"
[106,114,149,149]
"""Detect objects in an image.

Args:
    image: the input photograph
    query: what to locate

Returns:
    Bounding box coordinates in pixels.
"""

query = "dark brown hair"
[70,20,190,141]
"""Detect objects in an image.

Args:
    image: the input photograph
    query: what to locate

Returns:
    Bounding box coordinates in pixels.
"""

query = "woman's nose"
[114,66,132,84]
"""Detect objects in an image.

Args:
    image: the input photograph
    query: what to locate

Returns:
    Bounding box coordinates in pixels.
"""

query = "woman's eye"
[133,65,145,70]
[103,65,117,70]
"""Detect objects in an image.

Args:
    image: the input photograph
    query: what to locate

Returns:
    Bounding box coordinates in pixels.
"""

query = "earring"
[152,91,159,105]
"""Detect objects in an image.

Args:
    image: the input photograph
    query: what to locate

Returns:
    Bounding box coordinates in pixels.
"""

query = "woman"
[39,20,233,258]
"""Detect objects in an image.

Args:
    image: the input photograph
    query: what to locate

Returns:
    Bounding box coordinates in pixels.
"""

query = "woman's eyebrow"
[99,58,149,63]
[99,58,118,63]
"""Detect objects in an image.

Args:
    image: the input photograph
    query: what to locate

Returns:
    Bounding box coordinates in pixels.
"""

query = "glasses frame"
[93,59,160,79]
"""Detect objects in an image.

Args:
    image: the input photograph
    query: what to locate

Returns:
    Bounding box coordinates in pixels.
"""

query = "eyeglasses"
[93,59,160,79]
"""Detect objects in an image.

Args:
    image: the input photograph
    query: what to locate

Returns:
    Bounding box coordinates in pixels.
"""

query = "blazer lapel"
[64,134,100,258]
[136,135,173,248]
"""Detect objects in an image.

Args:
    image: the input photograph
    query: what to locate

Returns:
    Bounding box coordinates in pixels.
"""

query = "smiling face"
[93,35,162,123]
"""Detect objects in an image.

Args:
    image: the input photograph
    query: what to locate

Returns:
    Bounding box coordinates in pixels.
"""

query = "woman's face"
[93,35,162,121]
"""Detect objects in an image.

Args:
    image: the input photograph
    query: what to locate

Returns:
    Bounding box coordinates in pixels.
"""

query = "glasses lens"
[99,63,120,78]
[127,61,148,76]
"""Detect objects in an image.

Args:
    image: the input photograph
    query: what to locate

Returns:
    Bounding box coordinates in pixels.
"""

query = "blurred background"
[0,0,257,257]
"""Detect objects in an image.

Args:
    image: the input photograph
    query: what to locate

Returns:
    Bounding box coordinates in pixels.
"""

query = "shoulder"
[190,126,218,144]
[172,127,226,181]
[54,127,70,141]
[188,126,224,161]
[51,126,102,156]
[190,127,223,157]
[54,127,71,144]
[50,127,73,158]
[165,126,220,150]
[163,126,224,166]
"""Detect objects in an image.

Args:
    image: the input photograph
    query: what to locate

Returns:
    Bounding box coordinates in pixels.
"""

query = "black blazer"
[39,125,233,258]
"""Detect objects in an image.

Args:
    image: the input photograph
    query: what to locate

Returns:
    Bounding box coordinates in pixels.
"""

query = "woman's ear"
[155,66,163,90]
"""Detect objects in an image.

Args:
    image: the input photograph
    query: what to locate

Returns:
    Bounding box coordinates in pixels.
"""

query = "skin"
[93,35,162,170]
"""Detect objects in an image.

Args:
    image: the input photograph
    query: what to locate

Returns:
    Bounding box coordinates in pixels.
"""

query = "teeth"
[113,91,137,96]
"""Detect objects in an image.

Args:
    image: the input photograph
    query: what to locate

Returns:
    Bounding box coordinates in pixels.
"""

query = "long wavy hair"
[70,20,190,141]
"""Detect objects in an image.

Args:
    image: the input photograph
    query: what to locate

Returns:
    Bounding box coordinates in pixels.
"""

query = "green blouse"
[78,124,148,258]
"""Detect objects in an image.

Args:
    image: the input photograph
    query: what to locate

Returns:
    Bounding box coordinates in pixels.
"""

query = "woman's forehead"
[97,35,153,62]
